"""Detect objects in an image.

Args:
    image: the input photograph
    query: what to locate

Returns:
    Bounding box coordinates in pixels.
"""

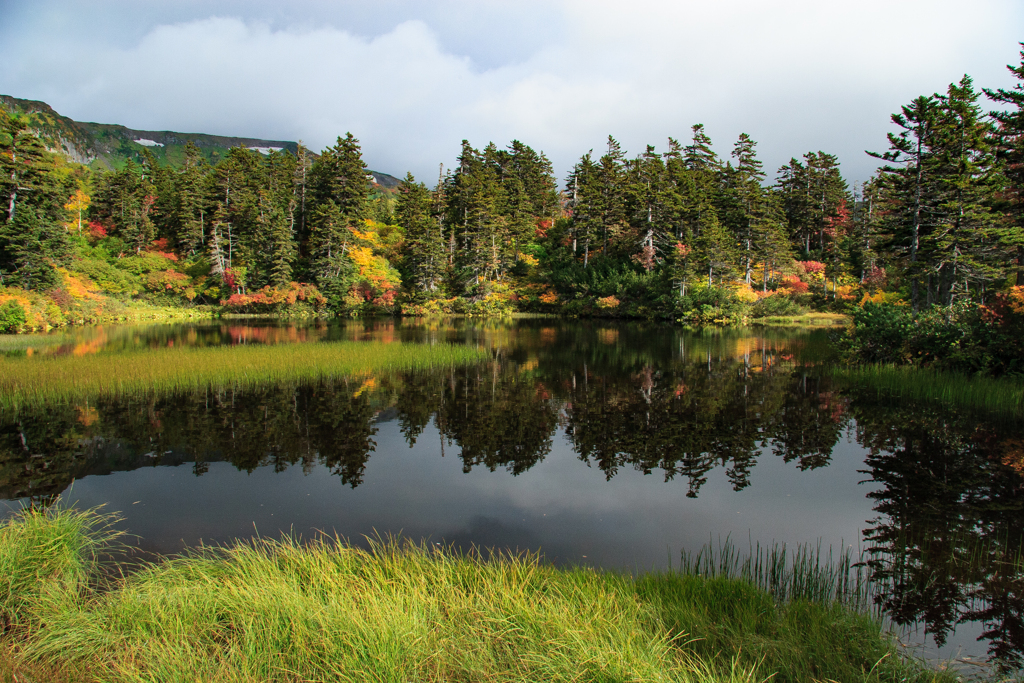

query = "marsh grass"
[832,364,1024,417]
[678,536,875,612]
[0,341,488,411]
[651,538,957,683]
[0,333,72,352]
[0,508,956,683]
[748,312,849,327]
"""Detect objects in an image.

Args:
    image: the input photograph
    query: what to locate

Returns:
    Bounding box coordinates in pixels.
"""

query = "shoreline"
[0,506,956,683]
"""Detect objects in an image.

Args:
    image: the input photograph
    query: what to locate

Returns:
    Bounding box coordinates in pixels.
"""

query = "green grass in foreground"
[0,507,954,683]
[832,363,1024,417]
[0,341,488,411]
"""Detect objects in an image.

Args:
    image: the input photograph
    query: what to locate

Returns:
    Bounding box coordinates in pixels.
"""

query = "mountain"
[0,94,401,189]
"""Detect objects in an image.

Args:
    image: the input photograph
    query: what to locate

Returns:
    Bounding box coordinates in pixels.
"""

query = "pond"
[1,319,1022,674]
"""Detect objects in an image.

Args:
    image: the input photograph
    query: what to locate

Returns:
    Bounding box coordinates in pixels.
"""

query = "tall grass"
[678,536,874,612]
[0,341,488,411]
[831,364,1024,418]
[0,508,956,683]
[0,506,123,636]
[653,538,957,683]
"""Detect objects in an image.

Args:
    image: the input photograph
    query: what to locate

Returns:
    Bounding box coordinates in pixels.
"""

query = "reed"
[0,507,954,683]
[0,341,488,411]
[678,536,875,612]
[657,538,960,683]
[831,364,1024,417]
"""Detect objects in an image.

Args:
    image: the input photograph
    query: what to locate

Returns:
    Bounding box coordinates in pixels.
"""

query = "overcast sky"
[1,0,1021,185]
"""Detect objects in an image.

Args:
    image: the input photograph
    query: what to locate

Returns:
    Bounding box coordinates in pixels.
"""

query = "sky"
[1,0,1022,185]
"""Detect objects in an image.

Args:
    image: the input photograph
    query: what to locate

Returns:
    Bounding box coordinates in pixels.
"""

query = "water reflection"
[0,320,1022,669]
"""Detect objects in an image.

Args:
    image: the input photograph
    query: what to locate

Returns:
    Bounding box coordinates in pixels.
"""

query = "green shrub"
[0,299,26,333]
[841,302,914,364]
[72,258,140,295]
[677,286,748,326]
[750,294,805,318]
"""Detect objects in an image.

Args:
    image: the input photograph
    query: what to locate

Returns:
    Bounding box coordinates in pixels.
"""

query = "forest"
[1,46,1022,333]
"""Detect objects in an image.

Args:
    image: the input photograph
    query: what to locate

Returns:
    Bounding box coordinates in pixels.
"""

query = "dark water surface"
[2,319,1022,673]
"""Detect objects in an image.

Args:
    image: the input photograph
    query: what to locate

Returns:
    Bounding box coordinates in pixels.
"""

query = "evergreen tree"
[721,133,766,284]
[926,76,1000,304]
[93,160,157,253]
[310,133,370,224]
[869,95,939,309]
[0,113,49,225]
[565,153,602,266]
[396,173,444,293]
[0,206,71,289]
[173,142,211,255]
[985,43,1024,286]
[597,136,627,258]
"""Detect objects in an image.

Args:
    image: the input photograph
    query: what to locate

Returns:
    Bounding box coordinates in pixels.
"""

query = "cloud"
[1,1,1022,184]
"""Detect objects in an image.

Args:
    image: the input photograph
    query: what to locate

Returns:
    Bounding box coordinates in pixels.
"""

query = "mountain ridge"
[0,94,400,189]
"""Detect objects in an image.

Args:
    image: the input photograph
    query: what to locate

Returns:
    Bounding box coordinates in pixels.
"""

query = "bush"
[750,294,805,318]
[841,302,914,364]
[676,286,748,326]
[0,299,26,333]
[842,297,1024,376]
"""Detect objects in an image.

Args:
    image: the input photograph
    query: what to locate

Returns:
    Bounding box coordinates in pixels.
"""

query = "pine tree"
[985,43,1024,286]
[396,173,444,293]
[869,95,939,309]
[926,75,1000,304]
[0,112,48,225]
[721,133,766,284]
[0,206,70,289]
[93,160,158,253]
[310,133,370,224]
[174,142,211,255]
[597,136,627,258]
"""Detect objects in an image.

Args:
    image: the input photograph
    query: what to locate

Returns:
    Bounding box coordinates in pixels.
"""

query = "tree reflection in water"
[1,322,1022,669]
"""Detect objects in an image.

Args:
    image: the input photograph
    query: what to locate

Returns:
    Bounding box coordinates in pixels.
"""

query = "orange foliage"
[778,275,809,295]
[221,282,327,310]
[57,268,103,301]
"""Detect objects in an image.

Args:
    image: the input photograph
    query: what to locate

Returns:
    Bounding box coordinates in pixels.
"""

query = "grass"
[831,363,1024,418]
[748,312,849,327]
[0,506,955,683]
[0,341,488,411]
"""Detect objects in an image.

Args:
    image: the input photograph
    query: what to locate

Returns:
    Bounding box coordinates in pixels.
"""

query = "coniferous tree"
[597,136,627,258]
[93,160,158,253]
[310,133,370,224]
[565,152,601,266]
[721,133,767,284]
[926,76,1000,304]
[985,43,1024,286]
[869,96,939,310]
[396,173,444,293]
[173,142,211,255]
[1,113,49,225]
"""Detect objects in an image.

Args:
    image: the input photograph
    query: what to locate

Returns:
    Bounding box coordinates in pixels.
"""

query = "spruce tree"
[396,172,444,293]
[0,113,48,225]
[310,133,370,224]
[174,142,211,255]
[985,43,1024,286]
[927,75,1000,304]
[869,95,939,309]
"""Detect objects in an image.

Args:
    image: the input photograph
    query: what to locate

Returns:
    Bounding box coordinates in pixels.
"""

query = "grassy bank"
[0,507,953,683]
[832,364,1024,418]
[749,311,849,327]
[0,340,488,411]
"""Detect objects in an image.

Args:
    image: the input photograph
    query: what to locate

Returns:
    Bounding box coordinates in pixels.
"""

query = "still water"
[1,319,1022,673]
